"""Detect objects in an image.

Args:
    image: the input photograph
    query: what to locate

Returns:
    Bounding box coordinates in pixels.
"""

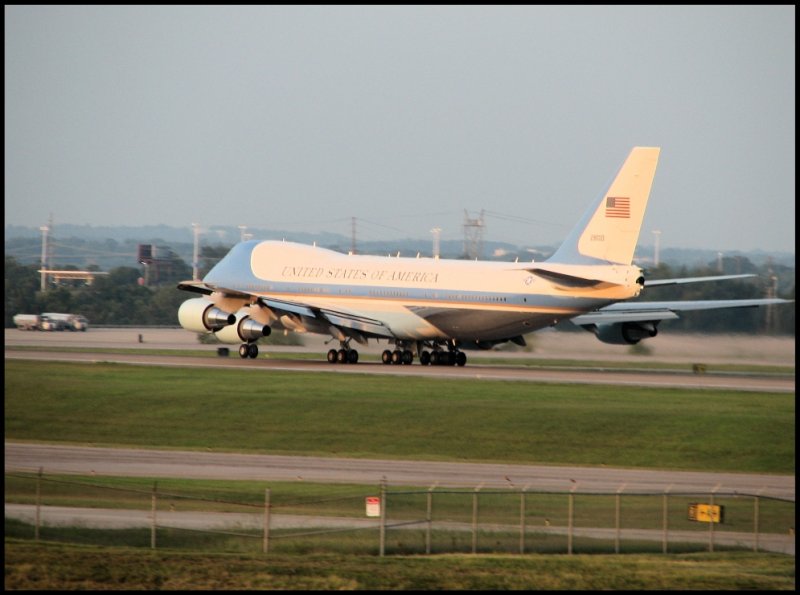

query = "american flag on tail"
[605,196,630,218]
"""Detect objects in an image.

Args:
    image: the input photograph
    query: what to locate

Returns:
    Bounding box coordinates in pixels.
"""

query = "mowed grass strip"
[4,360,794,473]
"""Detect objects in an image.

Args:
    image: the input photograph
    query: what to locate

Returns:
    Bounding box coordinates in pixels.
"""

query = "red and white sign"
[365,496,381,517]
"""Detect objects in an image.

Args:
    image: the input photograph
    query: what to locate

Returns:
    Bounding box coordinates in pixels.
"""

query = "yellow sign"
[688,503,724,523]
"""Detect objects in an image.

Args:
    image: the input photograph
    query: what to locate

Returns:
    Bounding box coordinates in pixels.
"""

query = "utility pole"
[765,258,778,334]
[430,227,441,259]
[192,223,200,281]
[652,230,661,267]
[39,223,49,291]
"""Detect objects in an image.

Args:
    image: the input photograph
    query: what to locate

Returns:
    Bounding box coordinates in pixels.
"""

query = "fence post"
[426,484,435,555]
[568,483,576,555]
[35,467,43,541]
[151,481,157,550]
[709,483,720,552]
[615,483,626,554]
[662,483,672,554]
[379,477,386,557]
[471,484,482,554]
[753,488,764,552]
[263,487,271,554]
[519,485,529,555]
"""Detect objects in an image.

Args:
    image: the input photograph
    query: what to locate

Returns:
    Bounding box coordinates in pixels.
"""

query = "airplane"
[177,146,791,366]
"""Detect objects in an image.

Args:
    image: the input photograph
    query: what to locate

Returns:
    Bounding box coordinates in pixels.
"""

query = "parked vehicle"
[39,315,65,331]
[12,314,41,331]
[41,312,89,331]
[13,312,89,331]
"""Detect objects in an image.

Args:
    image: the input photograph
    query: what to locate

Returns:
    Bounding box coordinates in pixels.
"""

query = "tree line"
[4,251,794,335]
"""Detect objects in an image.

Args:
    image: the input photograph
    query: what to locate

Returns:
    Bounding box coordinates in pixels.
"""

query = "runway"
[5,442,795,500]
[4,328,795,392]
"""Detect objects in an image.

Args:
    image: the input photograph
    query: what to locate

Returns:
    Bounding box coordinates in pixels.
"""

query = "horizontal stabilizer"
[645,274,756,287]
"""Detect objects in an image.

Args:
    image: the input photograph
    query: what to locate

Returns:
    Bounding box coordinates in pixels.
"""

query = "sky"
[4,5,795,253]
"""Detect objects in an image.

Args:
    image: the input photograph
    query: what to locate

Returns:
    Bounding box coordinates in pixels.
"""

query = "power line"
[483,210,566,229]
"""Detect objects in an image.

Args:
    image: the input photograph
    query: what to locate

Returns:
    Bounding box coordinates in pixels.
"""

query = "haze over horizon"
[5,6,795,253]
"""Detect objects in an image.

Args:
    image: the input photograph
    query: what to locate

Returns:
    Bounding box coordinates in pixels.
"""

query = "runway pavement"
[4,328,795,392]
[5,327,796,366]
[5,442,795,500]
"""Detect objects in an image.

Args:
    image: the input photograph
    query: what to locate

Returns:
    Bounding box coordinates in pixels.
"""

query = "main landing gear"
[381,348,414,365]
[423,350,467,367]
[327,340,359,364]
[381,341,468,367]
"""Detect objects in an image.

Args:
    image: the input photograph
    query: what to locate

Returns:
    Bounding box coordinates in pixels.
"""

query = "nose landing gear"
[238,343,259,359]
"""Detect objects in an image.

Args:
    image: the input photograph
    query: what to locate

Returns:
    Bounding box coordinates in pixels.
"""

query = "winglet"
[547,147,661,265]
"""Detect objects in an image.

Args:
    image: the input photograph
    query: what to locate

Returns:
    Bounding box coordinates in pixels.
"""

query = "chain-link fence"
[5,472,795,556]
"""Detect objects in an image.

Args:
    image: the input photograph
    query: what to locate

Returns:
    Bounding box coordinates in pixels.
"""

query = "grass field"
[4,360,794,473]
[5,540,795,591]
[4,540,795,590]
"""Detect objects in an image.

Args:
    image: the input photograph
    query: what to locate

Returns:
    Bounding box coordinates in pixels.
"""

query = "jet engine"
[178,298,235,333]
[215,310,272,344]
[593,321,658,345]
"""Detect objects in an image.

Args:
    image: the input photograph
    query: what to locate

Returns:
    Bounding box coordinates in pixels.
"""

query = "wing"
[570,298,791,326]
[176,280,394,340]
[260,295,394,339]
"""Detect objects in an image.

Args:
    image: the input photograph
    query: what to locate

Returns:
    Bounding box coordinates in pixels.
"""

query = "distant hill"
[5,223,795,272]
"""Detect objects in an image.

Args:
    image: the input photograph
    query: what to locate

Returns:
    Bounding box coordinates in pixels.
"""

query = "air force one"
[177,147,790,366]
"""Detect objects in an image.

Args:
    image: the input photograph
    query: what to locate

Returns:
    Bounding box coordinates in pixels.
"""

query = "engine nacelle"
[215,311,272,344]
[178,298,235,333]
[594,321,658,345]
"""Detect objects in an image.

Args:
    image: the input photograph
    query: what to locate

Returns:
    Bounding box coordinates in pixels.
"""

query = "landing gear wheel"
[456,351,467,367]
[420,351,431,366]
[381,350,393,365]
[327,349,338,363]
[248,343,259,359]
[337,349,348,363]
[391,350,402,364]
[238,344,250,359]
[402,350,413,365]
[430,351,440,365]
[347,349,359,364]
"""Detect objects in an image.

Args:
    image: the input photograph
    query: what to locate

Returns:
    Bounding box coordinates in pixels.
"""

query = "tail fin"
[547,147,660,265]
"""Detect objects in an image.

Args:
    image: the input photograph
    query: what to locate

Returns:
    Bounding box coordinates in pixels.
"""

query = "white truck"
[12,314,41,330]
[41,312,89,331]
